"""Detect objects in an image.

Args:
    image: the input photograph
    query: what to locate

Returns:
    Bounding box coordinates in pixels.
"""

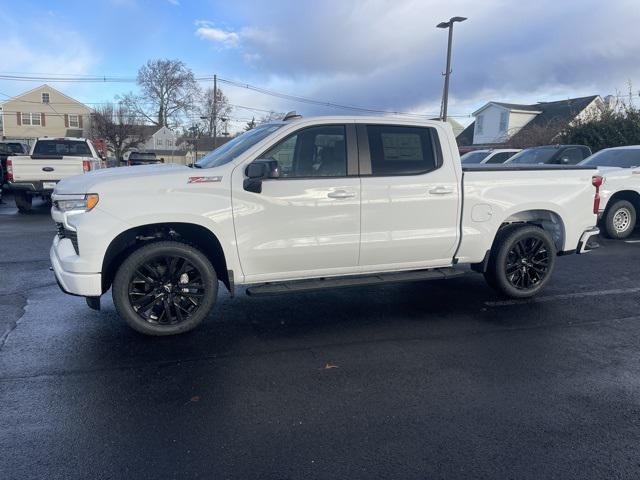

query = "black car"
[507,144,592,165]
[125,151,163,166]
[0,141,29,185]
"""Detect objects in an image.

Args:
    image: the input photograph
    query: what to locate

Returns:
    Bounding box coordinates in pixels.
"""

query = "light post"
[437,16,467,122]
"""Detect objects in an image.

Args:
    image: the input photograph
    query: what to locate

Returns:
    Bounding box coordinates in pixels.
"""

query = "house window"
[499,111,508,132]
[68,114,79,128]
[156,138,163,147]
[476,114,484,135]
[42,92,50,104]
[21,113,41,126]
[166,139,173,147]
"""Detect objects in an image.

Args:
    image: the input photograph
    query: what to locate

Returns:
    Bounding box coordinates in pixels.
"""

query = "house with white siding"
[0,84,92,144]
[457,95,606,147]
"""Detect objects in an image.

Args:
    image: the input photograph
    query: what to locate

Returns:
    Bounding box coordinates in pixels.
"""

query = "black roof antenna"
[283,111,303,121]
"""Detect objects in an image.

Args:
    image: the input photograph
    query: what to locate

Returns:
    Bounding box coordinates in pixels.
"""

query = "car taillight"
[82,160,91,173]
[6,159,13,182]
[592,175,603,214]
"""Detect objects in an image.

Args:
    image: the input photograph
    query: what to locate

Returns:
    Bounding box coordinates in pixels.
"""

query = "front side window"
[68,114,79,128]
[262,125,347,178]
[366,125,438,176]
[557,147,583,165]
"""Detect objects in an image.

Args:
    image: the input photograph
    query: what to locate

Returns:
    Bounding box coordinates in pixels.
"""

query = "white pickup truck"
[7,137,102,212]
[50,116,601,336]
[579,146,640,238]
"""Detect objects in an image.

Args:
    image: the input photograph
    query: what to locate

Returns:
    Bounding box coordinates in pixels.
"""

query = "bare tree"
[122,59,199,127]
[90,103,149,163]
[258,111,285,124]
[198,86,233,137]
[244,117,257,131]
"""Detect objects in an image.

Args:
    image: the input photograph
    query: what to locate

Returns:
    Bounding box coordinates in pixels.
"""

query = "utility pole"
[213,74,218,149]
[437,16,467,122]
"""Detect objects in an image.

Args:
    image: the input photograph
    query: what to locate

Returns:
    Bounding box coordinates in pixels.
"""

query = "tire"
[14,191,32,213]
[112,241,218,336]
[484,225,556,299]
[603,200,636,239]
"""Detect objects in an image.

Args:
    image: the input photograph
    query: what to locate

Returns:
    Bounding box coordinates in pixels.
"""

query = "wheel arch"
[605,190,640,214]
[500,209,565,252]
[101,222,231,294]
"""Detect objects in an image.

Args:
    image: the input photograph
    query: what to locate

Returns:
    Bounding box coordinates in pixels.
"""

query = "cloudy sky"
[1,0,639,129]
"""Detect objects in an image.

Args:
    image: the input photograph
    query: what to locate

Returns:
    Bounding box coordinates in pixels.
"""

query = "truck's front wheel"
[484,225,556,299]
[112,241,218,336]
[14,191,32,213]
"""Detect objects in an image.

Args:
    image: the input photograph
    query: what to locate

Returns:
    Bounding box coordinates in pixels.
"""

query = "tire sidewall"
[604,200,636,239]
[490,226,556,299]
[112,241,218,336]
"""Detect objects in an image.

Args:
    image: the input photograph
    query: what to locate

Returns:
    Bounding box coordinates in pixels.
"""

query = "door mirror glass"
[243,159,279,193]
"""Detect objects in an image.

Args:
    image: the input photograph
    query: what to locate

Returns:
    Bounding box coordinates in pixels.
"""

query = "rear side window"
[366,125,439,176]
[33,140,91,156]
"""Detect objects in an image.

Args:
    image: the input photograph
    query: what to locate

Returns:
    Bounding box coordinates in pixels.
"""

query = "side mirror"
[244,159,279,193]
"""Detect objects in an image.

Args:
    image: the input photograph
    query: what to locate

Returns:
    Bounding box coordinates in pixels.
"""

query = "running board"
[246,267,464,297]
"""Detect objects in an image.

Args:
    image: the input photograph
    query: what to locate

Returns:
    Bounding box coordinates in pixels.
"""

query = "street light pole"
[437,16,467,122]
[213,74,218,150]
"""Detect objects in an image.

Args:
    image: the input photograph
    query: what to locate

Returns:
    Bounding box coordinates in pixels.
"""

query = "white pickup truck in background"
[7,137,103,213]
[580,146,640,239]
[50,115,600,336]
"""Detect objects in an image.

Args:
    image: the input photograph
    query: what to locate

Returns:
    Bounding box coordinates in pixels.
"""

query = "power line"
[0,72,471,118]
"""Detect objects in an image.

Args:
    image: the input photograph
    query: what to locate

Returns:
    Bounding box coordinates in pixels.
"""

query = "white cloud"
[195,21,240,47]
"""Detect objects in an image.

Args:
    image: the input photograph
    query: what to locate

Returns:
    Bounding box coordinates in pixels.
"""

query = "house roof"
[459,95,601,147]
[456,121,475,146]
[0,84,91,111]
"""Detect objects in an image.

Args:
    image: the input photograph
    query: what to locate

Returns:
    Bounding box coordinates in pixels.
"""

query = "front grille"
[56,222,79,255]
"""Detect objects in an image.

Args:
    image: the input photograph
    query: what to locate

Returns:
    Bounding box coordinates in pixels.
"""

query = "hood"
[54,163,190,194]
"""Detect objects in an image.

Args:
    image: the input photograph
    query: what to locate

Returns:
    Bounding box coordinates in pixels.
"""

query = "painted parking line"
[485,286,640,307]
[624,240,640,244]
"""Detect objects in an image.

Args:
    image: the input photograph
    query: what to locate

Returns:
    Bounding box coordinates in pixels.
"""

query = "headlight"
[55,194,99,212]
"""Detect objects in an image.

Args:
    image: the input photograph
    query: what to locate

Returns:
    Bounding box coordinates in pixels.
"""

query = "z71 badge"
[188,176,223,184]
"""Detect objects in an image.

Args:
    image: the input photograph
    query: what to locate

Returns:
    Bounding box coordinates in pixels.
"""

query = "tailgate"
[11,156,85,182]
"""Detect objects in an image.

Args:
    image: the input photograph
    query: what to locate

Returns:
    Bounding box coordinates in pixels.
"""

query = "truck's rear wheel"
[112,241,218,336]
[484,225,556,299]
[603,200,636,239]
[14,191,32,213]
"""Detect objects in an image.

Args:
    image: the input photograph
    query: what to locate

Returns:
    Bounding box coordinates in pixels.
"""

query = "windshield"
[196,123,284,168]
[0,143,26,154]
[580,148,640,168]
[460,151,490,164]
[508,147,557,164]
[33,140,91,156]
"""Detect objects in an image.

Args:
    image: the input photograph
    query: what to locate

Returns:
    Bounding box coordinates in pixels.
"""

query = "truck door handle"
[327,190,356,199]
[429,186,454,195]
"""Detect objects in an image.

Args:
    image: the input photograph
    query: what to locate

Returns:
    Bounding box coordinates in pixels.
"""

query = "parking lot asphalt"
[1,192,640,480]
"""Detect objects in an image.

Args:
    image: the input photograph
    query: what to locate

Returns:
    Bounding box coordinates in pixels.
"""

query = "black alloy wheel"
[112,241,218,335]
[128,255,205,325]
[504,237,551,290]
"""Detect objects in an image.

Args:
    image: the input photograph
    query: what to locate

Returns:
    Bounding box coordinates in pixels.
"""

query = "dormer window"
[42,92,50,104]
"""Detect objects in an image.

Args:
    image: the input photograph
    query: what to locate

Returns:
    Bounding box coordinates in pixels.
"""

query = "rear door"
[232,123,361,282]
[358,123,460,269]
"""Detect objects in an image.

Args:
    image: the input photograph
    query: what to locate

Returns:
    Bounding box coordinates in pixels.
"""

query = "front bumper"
[577,227,600,254]
[50,236,102,297]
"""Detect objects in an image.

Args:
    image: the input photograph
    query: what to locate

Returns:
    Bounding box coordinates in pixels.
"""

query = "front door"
[232,124,361,282]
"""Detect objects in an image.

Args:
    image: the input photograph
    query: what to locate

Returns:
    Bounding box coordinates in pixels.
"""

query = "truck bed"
[456,165,599,263]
